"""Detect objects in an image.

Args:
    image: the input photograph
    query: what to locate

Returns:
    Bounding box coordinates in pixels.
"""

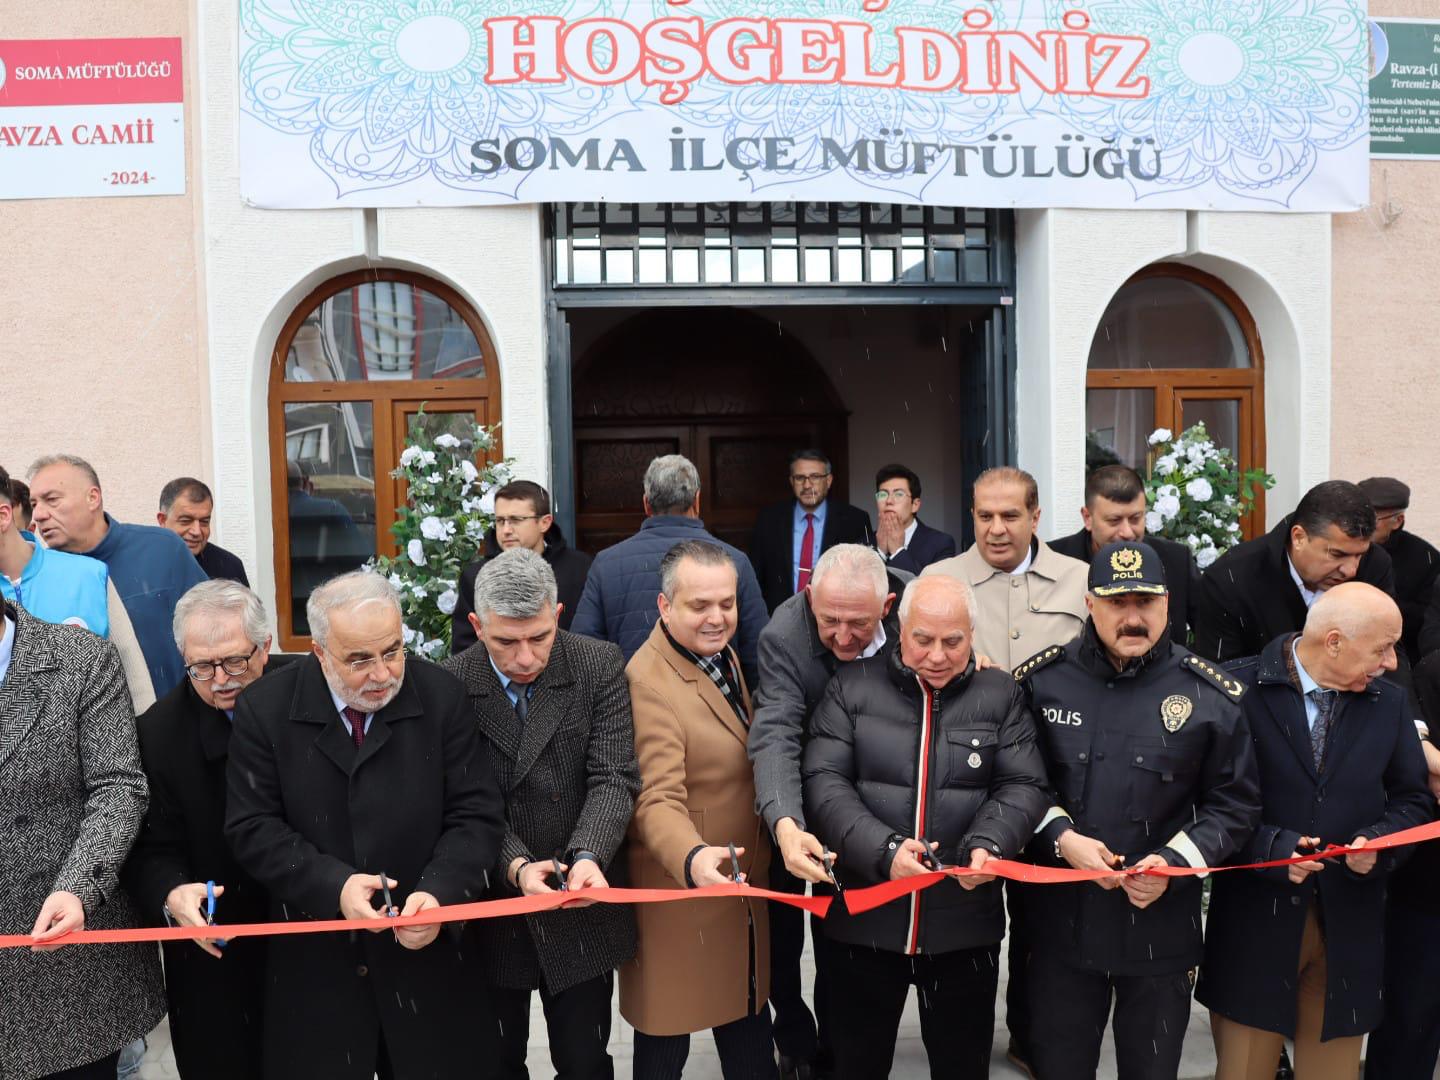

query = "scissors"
[205,880,227,948]
[552,850,570,892]
[379,872,398,917]
[728,842,744,884]
[916,839,942,872]
[812,848,841,892]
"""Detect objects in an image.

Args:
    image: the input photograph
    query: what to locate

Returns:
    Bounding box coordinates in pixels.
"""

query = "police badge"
[1160,695,1193,732]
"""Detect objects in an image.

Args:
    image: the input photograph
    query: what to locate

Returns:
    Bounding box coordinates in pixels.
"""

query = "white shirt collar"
[1290,638,1321,697]
[327,685,354,718]
[1009,546,1035,576]
[1287,556,1320,608]
[858,621,888,660]
[899,519,918,551]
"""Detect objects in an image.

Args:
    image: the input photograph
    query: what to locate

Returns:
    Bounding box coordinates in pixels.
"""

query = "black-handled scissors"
[728,842,744,884]
[552,850,570,892]
[379,872,397,917]
[917,839,942,872]
[815,848,841,892]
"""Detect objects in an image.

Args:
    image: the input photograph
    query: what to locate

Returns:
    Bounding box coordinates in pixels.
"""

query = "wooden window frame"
[1086,264,1266,537]
[268,269,502,651]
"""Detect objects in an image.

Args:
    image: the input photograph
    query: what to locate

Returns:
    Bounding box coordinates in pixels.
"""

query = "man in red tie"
[226,570,506,1080]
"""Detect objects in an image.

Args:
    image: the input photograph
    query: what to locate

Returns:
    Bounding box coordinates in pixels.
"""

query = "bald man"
[1198,582,1433,1080]
[803,574,1048,1079]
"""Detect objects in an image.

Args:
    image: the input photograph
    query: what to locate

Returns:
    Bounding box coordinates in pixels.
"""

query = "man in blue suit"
[1198,581,1432,1079]
[872,463,956,577]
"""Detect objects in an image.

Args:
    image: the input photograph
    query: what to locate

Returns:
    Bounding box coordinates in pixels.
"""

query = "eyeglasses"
[186,644,260,682]
[326,645,406,674]
[790,473,830,487]
[875,488,912,503]
[494,515,539,528]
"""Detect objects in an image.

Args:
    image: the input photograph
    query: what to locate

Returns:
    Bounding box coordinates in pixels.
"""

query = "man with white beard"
[226,570,505,1080]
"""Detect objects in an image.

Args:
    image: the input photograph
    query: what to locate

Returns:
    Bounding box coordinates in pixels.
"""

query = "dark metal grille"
[549,203,1006,289]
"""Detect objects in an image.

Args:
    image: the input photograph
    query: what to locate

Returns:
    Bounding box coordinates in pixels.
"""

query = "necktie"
[512,687,528,723]
[796,513,816,592]
[343,706,367,748]
[1307,688,1337,770]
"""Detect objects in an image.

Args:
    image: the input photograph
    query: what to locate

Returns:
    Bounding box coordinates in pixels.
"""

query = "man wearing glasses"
[872,463,957,577]
[125,580,292,1079]
[450,479,593,654]
[1358,477,1439,666]
[226,570,505,1080]
[749,449,874,615]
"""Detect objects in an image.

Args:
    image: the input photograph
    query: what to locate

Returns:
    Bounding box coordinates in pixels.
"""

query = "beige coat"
[620,623,771,1037]
[922,540,1089,670]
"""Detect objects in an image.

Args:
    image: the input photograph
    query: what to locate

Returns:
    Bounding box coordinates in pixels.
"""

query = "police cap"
[1089,540,1167,597]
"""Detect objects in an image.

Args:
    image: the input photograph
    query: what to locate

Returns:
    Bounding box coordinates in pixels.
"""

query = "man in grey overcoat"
[0,601,165,1079]
[443,547,641,1080]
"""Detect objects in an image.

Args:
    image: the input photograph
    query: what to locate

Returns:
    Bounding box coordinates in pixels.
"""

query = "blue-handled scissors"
[379,872,398,917]
[205,880,227,948]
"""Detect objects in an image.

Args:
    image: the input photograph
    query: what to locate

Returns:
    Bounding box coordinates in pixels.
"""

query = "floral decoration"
[1144,423,1274,568]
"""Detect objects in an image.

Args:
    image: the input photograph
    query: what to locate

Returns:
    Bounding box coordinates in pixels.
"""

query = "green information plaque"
[1372,18,1440,159]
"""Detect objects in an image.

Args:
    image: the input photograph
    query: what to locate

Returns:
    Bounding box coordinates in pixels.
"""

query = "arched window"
[1085,265,1265,535]
[267,270,501,649]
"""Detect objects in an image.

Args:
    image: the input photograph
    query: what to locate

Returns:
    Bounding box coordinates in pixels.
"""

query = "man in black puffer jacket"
[803,574,1048,1080]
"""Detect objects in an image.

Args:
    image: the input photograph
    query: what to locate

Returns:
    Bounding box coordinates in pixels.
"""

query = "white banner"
[0,38,185,200]
[239,1,1371,212]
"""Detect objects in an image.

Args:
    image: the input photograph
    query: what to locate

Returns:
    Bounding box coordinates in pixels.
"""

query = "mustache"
[1117,626,1151,638]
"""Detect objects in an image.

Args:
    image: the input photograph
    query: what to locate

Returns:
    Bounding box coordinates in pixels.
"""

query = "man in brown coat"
[623,539,777,1080]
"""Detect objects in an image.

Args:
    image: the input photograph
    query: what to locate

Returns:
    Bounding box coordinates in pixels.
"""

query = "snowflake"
[1043,0,1369,206]
[240,0,613,196]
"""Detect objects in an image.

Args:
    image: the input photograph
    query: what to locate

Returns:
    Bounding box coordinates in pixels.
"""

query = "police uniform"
[1014,542,1262,1080]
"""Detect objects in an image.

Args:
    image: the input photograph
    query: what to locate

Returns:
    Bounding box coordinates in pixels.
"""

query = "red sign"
[0,37,183,108]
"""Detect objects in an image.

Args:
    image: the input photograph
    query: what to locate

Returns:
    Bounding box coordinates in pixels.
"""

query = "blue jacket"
[569,516,769,686]
[84,515,208,698]
[0,534,110,636]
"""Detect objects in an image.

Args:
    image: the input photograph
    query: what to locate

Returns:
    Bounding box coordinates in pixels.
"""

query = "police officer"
[1014,541,1262,1080]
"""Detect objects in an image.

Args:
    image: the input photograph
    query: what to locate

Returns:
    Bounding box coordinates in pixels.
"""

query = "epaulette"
[1181,654,1246,700]
[1012,645,1065,682]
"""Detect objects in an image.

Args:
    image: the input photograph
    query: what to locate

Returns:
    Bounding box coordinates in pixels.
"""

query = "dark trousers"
[1366,900,1440,1080]
[41,1051,121,1080]
[1028,951,1194,1080]
[1005,881,1033,1056]
[490,972,615,1079]
[632,1007,777,1080]
[825,941,999,1080]
[766,851,834,1068]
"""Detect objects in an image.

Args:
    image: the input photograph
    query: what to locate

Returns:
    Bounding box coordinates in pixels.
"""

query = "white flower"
[407,538,427,566]
[423,472,440,484]
[461,497,483,515]
[388,573,403,589]
[465,518,485,537]
[420,450,438,467]
[423,639,448,660]
[479,488,497,515]
[1223,494,1236,507]
[399,446,424,467]
[459,459,479,485]
[1187,446,1208,466]
[1155,494,1181,520]
[1145,511,1164,533]
[1154,454,1178,475]
[420,516,456,541]
[1228,521,1242,533]
[411,584,427,599]
[1196,545,1220,569]
[1147,428,1173,446]
[1185,534,1201,550]
[437,588,459,615]
[402,624,417,645]
[434,433,461,449]
[1186,478,1214,502]
[1158,484,1179,500]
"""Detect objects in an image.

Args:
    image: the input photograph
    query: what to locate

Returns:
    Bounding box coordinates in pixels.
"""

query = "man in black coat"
[1193,481,1396,663]
[749,449,873,614]
[226,570,505,1080]
[1198,583,1432,1077]
[441,548,640,1080]
[872,462,957,577]
[451,480,592,652]
[124,581,292,1079]
[1049,464,1201,645]
[1017,541,1261,1080]
[803,574,1048,1080]
[749,544,903,1079]
[1359,477,1440,665]
[156,476,250,585]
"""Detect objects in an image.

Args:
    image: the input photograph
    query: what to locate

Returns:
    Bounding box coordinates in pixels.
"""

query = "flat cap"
[1358,477,1410,511]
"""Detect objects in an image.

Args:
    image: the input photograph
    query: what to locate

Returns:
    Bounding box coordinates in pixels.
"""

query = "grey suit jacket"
[749,591,899,835]
[0,603,165,1079]
[442,630,642,993]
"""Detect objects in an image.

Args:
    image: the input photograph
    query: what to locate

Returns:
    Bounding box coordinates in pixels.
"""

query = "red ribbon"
[9,818,1439,949]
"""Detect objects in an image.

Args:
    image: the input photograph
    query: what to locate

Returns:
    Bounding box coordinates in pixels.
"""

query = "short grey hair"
[307,570,402,648]
[898,574,976,626]
[474,547,558,624]
[173,580,269,654]
[811,544,888,600]
[29,453,102,490]
[644,454,700,515]
[660,539,735,602]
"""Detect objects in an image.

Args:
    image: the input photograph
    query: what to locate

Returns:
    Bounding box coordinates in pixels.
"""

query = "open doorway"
[565,303,995,556]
